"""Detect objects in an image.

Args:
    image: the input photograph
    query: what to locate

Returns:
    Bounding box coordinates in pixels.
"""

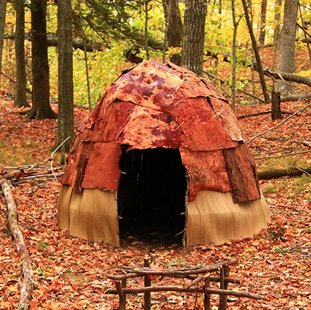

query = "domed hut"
[58,60,270,246]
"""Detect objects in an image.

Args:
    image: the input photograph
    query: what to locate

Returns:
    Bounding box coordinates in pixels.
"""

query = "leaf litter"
[0,98,310,309]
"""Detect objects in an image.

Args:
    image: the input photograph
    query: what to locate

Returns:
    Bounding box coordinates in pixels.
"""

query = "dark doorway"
[117,147,187,245]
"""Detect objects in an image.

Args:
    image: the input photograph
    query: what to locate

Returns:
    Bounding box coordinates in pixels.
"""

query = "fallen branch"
[281,93,311,102]
[247,102,311,143]
[255,66,311,87]
[258,167,311,180]
[238,110,293,119]
[106,286,263,300]
[121,259,237,277]
[0,179,33,310]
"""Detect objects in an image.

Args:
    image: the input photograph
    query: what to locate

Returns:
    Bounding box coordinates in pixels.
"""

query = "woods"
[0,0,310,309]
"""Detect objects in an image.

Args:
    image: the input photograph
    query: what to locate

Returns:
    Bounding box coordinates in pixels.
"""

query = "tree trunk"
[162,0,183,65]
[57,0,74,153]
[181,0,208,76]
[278,0,298,94]
[258,0,267,45]
[273,0,282,47]
[29,0,57,119]
[0,0,7,85]
[271,89,281,120]
[230,0,238,110]
[14,0,28,107]
[241,0,270,102]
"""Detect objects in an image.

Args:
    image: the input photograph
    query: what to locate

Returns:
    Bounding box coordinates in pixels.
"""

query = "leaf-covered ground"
[0,98,310,309]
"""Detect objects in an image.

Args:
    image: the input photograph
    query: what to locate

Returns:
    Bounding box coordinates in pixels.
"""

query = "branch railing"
[106,258,262,310]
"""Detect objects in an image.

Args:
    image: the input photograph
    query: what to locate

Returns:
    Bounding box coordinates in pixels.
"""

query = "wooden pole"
[144,258,152,310]
[203,278,211,310]
[219,265,230,310]
[115,281,126,310]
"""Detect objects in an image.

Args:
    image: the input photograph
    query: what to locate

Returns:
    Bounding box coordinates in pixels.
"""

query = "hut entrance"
[118,147,187,244]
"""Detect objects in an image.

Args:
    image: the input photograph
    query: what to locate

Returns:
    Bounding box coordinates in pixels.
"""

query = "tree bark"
[57,0,74,153]
[0,179,33,310]
[14,0,28,107]
[29,0,57,119]
[181,0,207,76]
[162,0,183,65]
[231,0,238,110]
[258,0,267,45]
[278,0,298,94]
[273,0,282,47]
[271,89,281,120]
[0,0,7,83]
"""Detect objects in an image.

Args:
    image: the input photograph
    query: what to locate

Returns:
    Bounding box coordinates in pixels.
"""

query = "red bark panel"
[104,61,184,111]
[61,138,91,189]
[180,148,231,201]
[223,144,261,203]
[86,101,135,142]
[81,142,121,191]
[61,60,261,204]
[169,97,238,151]
[177,75,215,99]
[209,97,244,141]
[121,106,183,149]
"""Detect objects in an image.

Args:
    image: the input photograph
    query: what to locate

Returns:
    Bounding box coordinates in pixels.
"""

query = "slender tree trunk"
[258,0,267,45]
[162,0,183,65]
[231,0,238,110]
[144,0,150,59]
[14,0,28,107]
[0,0,7,85]
[278,0,298,94]
[241,0,270,102]
[181,0,208,76]
[273,0,282,47]
[57,0,74,154]
[298,3,311,63]
[77,0,92,111]
[29,0,57,119]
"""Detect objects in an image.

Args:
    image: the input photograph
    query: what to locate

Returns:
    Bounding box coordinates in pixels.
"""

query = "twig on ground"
[247,102,311,144]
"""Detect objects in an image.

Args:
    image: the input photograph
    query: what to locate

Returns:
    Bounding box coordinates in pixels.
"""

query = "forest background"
[0,0,310,309]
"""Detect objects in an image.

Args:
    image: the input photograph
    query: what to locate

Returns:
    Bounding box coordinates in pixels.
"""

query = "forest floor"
[0,95,310,310]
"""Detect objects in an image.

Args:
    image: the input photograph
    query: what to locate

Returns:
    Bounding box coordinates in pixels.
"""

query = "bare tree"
[14,0,28,107]
[273,0,282,47]
[258,0,267,45]
[162,0,183,65]
[29,0,57,119]
[241,0,269,102]
[278,0,298,94]
[57,0,74,155]
[0,0,7,84]
[231,0,239,110]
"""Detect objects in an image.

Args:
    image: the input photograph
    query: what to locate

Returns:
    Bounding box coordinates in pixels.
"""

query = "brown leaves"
[0,98,310,308]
